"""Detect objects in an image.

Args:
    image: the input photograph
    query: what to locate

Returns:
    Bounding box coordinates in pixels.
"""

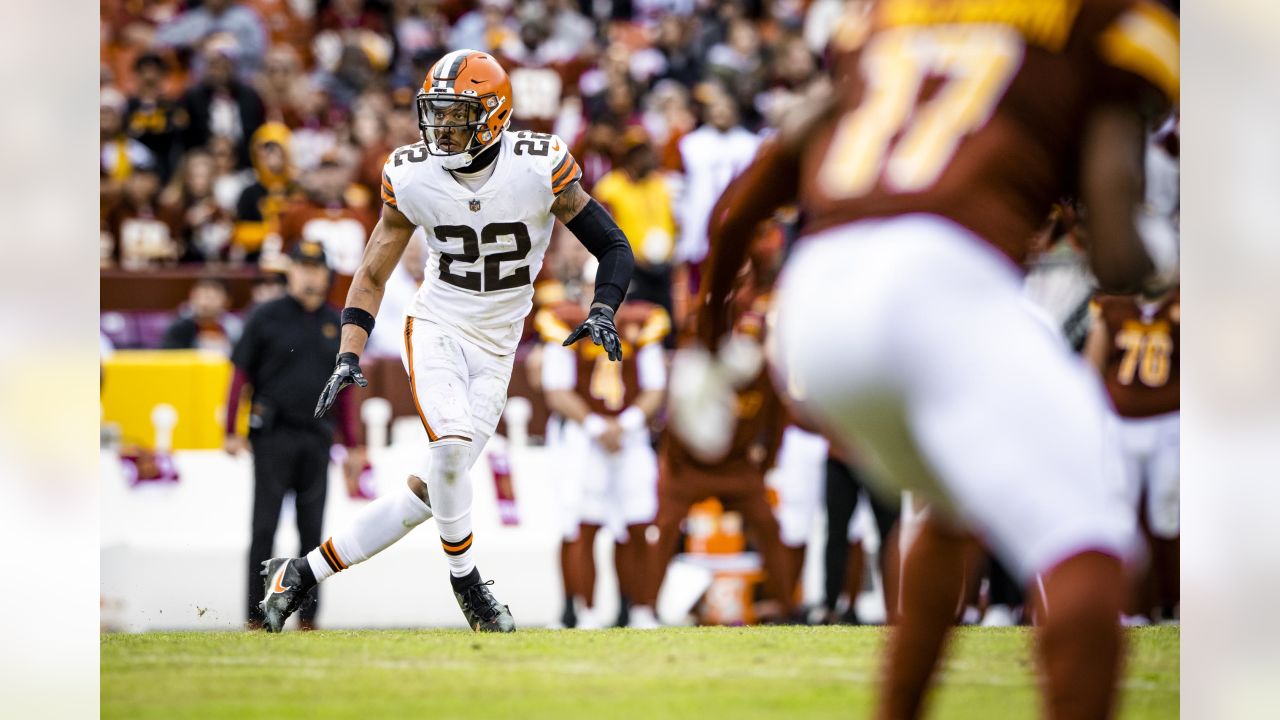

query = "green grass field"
[102,625,1177,719]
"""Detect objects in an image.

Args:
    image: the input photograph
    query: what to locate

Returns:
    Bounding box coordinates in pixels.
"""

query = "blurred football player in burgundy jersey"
[655,231,798,622]
[691,1,1178,718]
[1086,286,1180,624]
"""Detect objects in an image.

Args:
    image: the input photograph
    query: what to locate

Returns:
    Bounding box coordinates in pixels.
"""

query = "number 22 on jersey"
[819,25,1024,198]
[435,222,533,293]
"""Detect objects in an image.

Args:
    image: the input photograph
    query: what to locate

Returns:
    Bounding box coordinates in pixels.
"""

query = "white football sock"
[306,479,433,583]
[428,440,476,578]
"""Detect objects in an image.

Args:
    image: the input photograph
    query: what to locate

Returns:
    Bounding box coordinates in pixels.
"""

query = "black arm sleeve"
[564,198,634,311]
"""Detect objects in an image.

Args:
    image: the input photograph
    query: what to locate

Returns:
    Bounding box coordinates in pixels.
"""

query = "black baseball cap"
[289,240,329,267]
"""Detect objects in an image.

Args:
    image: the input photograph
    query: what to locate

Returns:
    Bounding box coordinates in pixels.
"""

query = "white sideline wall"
[101,427,877,632]
[101,429,595,632]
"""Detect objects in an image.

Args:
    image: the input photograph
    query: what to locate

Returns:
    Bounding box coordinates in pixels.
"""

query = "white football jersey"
[382,130,582,355]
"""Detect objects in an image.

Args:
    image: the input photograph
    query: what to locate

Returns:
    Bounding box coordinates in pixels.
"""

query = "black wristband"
[341,307,375,335]
[337,351,360,365]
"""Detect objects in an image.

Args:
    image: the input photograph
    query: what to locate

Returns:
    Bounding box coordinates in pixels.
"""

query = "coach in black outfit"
[225,240,357,629]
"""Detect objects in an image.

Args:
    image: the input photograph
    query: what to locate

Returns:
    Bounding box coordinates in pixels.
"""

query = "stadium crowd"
[100,0,837,299]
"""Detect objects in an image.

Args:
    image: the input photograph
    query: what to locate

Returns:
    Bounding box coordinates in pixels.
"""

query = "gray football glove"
[563,305,623,361]
[314,352,368,419]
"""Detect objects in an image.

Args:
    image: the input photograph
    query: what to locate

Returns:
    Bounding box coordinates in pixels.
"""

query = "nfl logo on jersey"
[469,199,482,212]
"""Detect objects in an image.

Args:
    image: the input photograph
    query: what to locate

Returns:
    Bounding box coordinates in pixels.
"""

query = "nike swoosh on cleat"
[271,565,290,594]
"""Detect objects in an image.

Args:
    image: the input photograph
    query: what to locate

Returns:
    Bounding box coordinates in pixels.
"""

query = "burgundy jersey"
[798,0,1179,265]
[664,291,788,479]
[537,300,671,416]
[1096,288,1179,418]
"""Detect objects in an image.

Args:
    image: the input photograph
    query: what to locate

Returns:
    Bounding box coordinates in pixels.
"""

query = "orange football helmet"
[418,50,514,169]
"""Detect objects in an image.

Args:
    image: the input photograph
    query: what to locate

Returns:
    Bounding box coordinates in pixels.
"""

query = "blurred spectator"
[104,159,180,269]
[180,40,267,169]
[210,134,255,211]
[124,52,184,181]
[319,0,390,36]
[285,80,341,170]
[692,0,748,58]
[598,80,643,129]
[355,87,420,194]
[395,46,448,90]
[347,95,389,187]
[705,18,765,124]
[160,149,235,262]
[633,0,698,25]
[571,121,619,192]
[102,87,158,183]
[636,15,703,89]
[544,0,595,59]
[580,42,640,118]
[278,152,375,306]
[775,32,819,84]
[161,277,243,354]
[250,270,289,307]
[448,0,518,54]
[640,80,697,171]
[756,32,819,123]
[675,89,759,268]
[389,0,450,81]
[153,0,268,75]
[498,10,592,135]
[100,0,184,90]
[312,39,383,113]
[101,61,116,90]
[233,123,301,263]
[256,45,306,125]
[243,0,315,62]
[592,129,678,326]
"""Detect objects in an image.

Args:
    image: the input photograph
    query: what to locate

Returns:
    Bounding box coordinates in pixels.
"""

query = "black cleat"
[560,601,578,629]
[454,578,516,633]
[259,558,308,633]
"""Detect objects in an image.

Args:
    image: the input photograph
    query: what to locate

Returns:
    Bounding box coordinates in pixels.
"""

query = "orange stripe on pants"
[403,316,440,442]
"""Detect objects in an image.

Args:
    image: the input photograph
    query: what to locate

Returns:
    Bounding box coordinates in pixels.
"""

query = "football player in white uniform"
[258,50,634,633]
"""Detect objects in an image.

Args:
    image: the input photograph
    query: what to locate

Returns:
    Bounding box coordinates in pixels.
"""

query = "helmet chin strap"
[443,136,501,173]
[439,151,475,171]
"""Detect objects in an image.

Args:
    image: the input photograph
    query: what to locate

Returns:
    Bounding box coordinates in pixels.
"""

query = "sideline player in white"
[538,298,670,629]
[258,50,634,633]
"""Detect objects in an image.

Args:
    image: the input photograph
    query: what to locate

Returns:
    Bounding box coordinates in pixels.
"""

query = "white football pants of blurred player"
[1117,410,1179,621]
[562,417,658,624]
[768,215,1135,587]
[1117,412,1179,539]
[766,426,828,599]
